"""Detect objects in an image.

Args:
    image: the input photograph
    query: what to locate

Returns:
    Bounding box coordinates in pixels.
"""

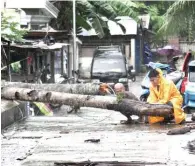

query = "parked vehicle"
[91,45,129,91]
[183,60,195,113]
[140,62,183,101]
[180,51,194,94]
[127,65,136,82]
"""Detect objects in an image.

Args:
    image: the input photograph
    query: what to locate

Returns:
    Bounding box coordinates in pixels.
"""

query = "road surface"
[1,77,195,166]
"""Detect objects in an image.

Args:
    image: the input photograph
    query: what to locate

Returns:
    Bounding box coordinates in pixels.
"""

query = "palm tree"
[158,0,195,41]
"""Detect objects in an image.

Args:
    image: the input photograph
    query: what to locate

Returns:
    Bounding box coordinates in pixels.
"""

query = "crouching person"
[147,68,186,124]
[114,83,144,124]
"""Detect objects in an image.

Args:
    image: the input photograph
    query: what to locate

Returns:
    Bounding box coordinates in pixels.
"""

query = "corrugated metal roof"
[78,16,137,36]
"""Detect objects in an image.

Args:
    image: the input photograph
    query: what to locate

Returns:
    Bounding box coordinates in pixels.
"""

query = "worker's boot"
[179,119,186,125]
[120,117,134,124]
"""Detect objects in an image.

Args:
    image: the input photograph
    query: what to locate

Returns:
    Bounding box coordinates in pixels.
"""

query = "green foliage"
[1,13,27,42]
[108,0,139,21]
[51,0,141,38]
[50,1,105,38]
[51,0,182,40]
[11,61,21,73]
[116,92,125,103]
[191,51,195,58]
[158,1,195,41]
[137,1,173,43]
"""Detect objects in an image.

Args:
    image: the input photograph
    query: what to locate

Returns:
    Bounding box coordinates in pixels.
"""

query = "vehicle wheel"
[184,107,190,114]
[131,76,136,82]
[140,95,147,102]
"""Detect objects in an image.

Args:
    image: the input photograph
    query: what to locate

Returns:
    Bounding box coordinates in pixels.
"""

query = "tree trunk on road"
[107,99,173,117]
[3,82,100,95]
[1,87,117,109]
[167,125,195,135]
[1,87,173,117]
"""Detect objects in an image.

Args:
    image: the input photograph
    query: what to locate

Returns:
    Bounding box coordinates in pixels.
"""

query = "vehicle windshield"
[189,66,195,82]
[94,50,123,58]
[92,57,126,73]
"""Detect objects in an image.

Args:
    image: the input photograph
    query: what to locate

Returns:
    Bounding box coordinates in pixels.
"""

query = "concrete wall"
[180,41,195,53]
[1,100,27,129]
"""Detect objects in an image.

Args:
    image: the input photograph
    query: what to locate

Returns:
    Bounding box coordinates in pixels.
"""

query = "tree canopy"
[50,0,148,38]
[159,0,195,41]
[1,12,27,42]
[43,0,195,41]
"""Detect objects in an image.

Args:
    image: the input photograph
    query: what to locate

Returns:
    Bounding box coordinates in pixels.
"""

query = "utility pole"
[7,41,11,82]
[73,0,76,82]
[139,19,144,71]
[48,0,77,80]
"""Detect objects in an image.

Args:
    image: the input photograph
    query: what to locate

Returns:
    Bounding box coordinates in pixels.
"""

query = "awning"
[9,41,69,50]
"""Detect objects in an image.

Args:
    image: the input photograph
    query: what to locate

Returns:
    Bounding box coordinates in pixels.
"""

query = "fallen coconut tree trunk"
[2,82,100,95]
[2,82,138,101]
[1,87,117,109]
[107,99,173,117]
[167,127,191,135]
[1,87,173,117]
[167,125,195,135]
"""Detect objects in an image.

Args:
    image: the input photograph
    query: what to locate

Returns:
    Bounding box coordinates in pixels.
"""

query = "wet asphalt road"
[1,75,195,166]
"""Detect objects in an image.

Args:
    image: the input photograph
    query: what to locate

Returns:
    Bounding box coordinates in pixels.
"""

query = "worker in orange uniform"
[147,68,186,124]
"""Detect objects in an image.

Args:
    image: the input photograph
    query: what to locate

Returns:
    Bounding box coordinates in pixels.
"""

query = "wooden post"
[7,41,11,82]
[67,43,72,78]
[50,51,55,83]
[27,51,31,75]
[37,54,40,71]
[44,52,47,67]
[139,19,144,66]
[25,49,29,82]
[61,47,64,75]
[34,53,37,71]
[140,30,143,65]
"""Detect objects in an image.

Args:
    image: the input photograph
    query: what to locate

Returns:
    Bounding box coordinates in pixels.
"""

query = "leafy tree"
[107,0,140,20]
[50,0,176,41]
[50,0,142,38]
[1,12,27,42]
